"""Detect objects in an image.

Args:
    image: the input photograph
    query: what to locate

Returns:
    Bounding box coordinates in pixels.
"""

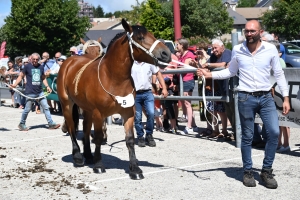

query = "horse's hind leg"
[122,110,144,180]
[62,101,84,166]
[82,110,93,164]
[92,111,106,173]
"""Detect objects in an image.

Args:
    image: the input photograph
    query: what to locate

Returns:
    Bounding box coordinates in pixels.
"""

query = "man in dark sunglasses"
[10,52,60,131]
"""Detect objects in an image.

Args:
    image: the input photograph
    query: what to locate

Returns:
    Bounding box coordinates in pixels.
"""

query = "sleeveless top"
[178,51,195,82]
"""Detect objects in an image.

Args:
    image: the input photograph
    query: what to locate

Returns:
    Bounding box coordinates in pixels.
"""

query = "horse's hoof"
[93,167,106,173]
[73,159,84,167]
[129,172,144,180]
[61,125,68,133]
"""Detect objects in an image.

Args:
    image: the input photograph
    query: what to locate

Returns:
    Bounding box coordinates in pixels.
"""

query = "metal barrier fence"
[157,68,229,102]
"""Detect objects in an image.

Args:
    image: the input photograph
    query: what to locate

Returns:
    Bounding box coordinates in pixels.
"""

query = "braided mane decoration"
[82,40,103,56]
[73,54,102,95]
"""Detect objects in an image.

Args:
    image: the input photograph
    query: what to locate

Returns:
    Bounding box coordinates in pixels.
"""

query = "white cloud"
[85,0,145,13]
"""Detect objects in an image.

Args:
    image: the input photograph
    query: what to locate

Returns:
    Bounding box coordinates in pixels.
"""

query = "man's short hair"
[267,40,280,52]
[212,39,224,46]
[261,32,274,41]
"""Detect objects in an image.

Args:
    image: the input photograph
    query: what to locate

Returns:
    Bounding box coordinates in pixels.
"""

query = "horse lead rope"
[4,82,48,100]
[100,32,218,126]
[96,55,135,99]
[167,58,219,127]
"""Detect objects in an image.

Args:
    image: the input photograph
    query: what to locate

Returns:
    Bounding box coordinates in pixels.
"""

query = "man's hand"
[9,84,16,88]
[161,88,168,98]
[45,70,50,76]
[189,60,198,67]
[282,97,290,115]
[40,58,47,63]
[46,86,52,94]
[196,68,212,78]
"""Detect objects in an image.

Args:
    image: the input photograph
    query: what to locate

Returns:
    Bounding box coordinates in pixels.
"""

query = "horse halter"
[126,32,169,66]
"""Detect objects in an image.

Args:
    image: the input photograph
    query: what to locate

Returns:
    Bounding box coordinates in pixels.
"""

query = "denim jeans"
[238,92,279,171]
[134,90,154,138]
[20,92,53,125]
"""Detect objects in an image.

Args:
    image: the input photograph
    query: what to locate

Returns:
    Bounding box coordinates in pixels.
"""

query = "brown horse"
[61,37,105,134]
[80,37,103,57]
[57,19,171,179]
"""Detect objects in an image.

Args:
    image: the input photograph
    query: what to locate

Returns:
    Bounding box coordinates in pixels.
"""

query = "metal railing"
[156,67,229,102]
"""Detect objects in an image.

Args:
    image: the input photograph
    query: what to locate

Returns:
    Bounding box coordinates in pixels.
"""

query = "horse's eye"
[137,36,144,41]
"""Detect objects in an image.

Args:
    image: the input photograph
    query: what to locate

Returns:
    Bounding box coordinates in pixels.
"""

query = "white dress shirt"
[131,61,159,91]
[212,41,289,97]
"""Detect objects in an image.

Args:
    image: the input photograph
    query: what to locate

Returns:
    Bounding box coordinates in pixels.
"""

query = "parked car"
[164,40,175,53]
[282,43,300,67]
[285,40,300,47]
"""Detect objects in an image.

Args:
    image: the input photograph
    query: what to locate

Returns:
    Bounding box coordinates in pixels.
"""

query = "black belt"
[240,90,270,96]
[136,89,151,93]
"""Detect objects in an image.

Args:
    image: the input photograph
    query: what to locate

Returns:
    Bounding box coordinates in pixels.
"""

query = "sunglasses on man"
[57,59,64,62]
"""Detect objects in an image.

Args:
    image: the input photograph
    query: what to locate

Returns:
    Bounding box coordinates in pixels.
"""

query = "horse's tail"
[72,104,79,132]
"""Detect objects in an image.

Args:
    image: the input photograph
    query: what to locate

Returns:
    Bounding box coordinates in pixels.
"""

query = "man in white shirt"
[197,20,290,189]
[131,61,168,147]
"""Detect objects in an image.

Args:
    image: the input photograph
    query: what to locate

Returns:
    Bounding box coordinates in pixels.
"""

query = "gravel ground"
[0,100,300,200]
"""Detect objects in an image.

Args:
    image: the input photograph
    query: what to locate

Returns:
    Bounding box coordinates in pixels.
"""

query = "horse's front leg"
[123,109,144,180]
[92,111,106,173]
[82,110,93,164]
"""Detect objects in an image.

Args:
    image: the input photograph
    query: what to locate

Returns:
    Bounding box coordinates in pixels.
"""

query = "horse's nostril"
[161,51,171,62]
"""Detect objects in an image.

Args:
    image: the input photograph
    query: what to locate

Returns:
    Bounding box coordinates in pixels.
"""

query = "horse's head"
[122,19,171,69]
[80,37,103,57]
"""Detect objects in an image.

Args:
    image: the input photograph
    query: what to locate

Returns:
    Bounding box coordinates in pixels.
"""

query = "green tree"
[237,0,257,7]
[104,12,113,18]
[139,0,173,39]
[93,5,105,18]
[120,0,142,25]
[262,0,300,40]
[174,0,233,39]
[2,0,91,56]
[113,11,122,18]
[121,0,233,40]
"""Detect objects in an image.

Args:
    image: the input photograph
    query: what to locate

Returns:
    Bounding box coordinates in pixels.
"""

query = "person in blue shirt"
[40,52,55,73]
[10,53,60,131]
[271,33,286,61]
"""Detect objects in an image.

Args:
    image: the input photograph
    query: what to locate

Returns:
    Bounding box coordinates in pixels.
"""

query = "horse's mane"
[82,40,103,56]
[106,25,148,52]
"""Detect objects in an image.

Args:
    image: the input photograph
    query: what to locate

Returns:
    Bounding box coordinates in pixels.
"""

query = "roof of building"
[90,20,121,30]
[84,30,124,47]
[235,7,269,19]
[227,8,247,25]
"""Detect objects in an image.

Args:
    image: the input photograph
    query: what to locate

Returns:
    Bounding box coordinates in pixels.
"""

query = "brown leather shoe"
[49,123,61,129]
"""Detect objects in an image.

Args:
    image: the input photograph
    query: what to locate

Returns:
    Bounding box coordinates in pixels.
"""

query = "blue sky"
[0,0,144,27]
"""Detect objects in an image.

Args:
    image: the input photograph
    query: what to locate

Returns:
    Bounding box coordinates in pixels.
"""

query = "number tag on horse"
[115,93,135,108]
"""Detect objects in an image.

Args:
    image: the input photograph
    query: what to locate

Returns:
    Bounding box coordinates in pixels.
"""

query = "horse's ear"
[97,37,102,43]
[122,18,132,33]
[80,38,85,44]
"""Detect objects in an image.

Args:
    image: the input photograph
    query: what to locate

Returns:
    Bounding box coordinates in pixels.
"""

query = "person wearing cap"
[69,46,78,56]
